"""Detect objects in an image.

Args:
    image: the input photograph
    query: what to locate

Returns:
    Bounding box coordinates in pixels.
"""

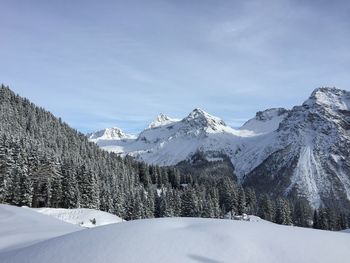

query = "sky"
[1,0,350,134]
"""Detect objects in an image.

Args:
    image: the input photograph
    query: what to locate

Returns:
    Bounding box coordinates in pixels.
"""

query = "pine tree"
[181,187,199,217]
[138,163,150,187]
[338,213,348,230]
[237,186,246,215]
[293,199,312,227]
[275,198,292,225]
[49,160,63,208]
[313,210,319,229]
[245,187,257,215]
[11,153,33,206]
[317,208,329,230]
[0,143,14,203]
[168,168,180,188]
[77,165,100,209]
[218,178,237,215]
[258,194,275,222]
[61,162,80,208]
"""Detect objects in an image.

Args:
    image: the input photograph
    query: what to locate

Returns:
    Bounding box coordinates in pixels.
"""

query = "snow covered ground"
[32,207,123,228]
[0,204,81,253]
[1,205,350,263]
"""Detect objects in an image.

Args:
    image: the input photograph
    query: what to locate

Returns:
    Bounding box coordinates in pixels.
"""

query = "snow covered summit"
[88,127,135,142]
[148,113,179,129]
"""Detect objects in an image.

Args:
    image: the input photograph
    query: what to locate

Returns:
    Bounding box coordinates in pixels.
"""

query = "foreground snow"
[32,207,123,228]
[0,204,81,253]
[1,213,350,263]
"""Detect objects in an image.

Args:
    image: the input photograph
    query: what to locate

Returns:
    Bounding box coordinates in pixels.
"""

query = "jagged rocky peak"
[255,108,289,121]
[148,113,178,129]
[183,108,227,129]
[88,127,134,141]
[303,87,350,111]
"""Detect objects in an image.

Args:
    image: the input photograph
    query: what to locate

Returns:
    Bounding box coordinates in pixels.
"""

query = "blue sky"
[1,0,350,134]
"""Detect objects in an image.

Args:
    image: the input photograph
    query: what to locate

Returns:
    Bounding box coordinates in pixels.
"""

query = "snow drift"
[0,204,81,253]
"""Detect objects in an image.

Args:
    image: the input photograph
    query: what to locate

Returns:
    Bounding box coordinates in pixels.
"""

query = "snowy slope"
[32,207,123,228]
[240,108,289,134]
[0,204,81,253]
[1,217,350,263]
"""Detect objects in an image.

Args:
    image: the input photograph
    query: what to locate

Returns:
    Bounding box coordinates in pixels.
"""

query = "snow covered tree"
[181,187,199,217]
[237,186,246,215]
[61,161,80,208]
[313,210,319,229]
[218,177,238,215]
[275,198,292,225]
[258,194,275,222]
[293,199,312,227]
[0,143,14,203]
[245,187,257,215]
[77,165,100,209]
[11,154,33,206]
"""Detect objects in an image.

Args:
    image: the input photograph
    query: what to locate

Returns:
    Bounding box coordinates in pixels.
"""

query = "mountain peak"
[88,127,135,141]
[255,108,288,121]
[186,108,216,120]
[148,113,178,129]
[188,108,207,116]
[304,87,350,111]
[184,108,227,129]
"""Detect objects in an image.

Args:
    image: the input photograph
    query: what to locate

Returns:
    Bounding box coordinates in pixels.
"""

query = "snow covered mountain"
[244,87,350,208]
[90,87,350,209]
[87,127,136,147]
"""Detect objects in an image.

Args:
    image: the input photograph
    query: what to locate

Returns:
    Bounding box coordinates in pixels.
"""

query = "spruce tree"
[237,186,246,215]
[258,194,275,222]
[275,198,292,225]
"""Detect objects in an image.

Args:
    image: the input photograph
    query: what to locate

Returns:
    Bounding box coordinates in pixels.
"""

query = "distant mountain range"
[89,87,350,209]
